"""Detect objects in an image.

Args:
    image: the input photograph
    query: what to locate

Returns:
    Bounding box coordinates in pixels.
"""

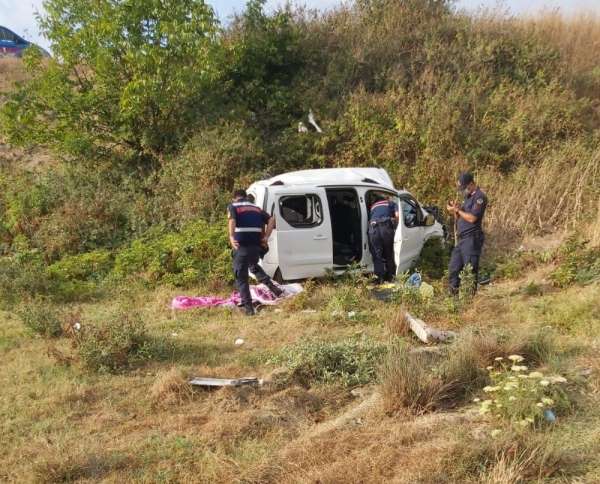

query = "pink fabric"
[171,295,238,310]
[171,283,302,310]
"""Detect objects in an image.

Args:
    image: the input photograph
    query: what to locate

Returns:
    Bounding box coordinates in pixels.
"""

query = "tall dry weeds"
[483,148,600,241]
[520,12,600,92]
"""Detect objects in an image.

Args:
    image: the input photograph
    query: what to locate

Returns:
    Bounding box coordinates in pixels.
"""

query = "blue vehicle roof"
[0,26,49,57]
[0,26,29,46]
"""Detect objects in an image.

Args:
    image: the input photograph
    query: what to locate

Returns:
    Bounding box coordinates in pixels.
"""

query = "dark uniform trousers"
[449,232,484,292]
[233,245,272,307]
[368,220,396,282]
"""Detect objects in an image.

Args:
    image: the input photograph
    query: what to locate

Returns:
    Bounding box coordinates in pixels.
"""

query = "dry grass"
[381,343,452,415]
[520,12,600,92]
[380,325,555,416]
[0,58,29,93]
[483,148,600,241]
[1,263,599,481]
[150,367,192,406]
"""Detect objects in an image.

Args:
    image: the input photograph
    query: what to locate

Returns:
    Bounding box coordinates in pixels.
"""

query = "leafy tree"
[1,0,223,167]
[226,0,307,132]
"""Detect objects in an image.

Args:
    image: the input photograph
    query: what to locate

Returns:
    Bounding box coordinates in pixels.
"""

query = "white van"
[247,167,444,282]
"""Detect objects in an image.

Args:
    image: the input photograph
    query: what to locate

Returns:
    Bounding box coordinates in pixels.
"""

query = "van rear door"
[271,187,333,280]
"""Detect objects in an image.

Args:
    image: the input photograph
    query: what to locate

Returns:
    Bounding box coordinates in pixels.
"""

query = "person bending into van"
[228,189,283,316]
[246,193,269,260]
[368,195,400,284]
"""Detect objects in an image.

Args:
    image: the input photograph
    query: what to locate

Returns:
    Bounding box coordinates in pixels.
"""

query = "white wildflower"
[511,365,528,372]
[473,398,481,403]
[525,417,534,423]
[483,386,500,392]
[494,357,504,361]
[541,397,554,405]
[536,402,544,407]
[528,371,544,378]
[549,376,567,384]
[508,396,517,401]
[491,429,502,437]
[508,355,524,362]
[539,380,551,386]
[486,366,494,370]
[518,419,529,427]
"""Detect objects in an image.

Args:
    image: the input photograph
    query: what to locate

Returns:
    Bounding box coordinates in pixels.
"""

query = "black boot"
[243,304,255,316]
[266,282,283,298]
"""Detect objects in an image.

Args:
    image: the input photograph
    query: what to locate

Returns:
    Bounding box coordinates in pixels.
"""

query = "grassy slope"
[1,264,599,483]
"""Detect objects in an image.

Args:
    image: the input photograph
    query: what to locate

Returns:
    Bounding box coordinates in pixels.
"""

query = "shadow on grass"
[148,336,232,367]
[34,451,134,483]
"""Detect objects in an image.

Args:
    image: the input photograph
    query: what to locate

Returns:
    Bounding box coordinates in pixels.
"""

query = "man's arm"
[264,216,276,241]
[456,209,478,224]
[447,201,478,223]
[228,216,239,249]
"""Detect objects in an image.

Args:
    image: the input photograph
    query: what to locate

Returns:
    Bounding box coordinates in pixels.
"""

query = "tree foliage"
[1,0,223,167]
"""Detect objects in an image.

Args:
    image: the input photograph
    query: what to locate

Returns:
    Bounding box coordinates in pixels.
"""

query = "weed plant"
[550,235,600,287]
[274,337,386,388]
[476,355,570,430]
[75,311,152,373]
[17,297,63,338]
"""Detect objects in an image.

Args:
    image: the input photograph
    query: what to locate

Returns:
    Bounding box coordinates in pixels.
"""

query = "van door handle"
[313,235,327,240]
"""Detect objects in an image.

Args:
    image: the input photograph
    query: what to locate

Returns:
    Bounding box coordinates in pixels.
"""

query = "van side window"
[279,194,323,228]
[400,197,422,228]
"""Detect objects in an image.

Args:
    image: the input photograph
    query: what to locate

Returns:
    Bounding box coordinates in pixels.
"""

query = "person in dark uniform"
[246,193,269,260]
[228,189,283,315]
[368,195,400,284]
[447,172,487,295]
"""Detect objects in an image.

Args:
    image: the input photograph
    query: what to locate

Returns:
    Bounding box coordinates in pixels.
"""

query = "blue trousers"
[232,245,273,307]
[368,222,396,282]
[449,233,484,292]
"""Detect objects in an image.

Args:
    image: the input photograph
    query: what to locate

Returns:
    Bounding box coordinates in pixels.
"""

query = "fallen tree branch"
[405,312,456,344]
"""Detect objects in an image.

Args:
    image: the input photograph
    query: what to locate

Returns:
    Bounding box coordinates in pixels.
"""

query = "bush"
[17,297,63,338]
[325,284,370,323]
[75,311,152,373]
[112,219,231,287]
[275,337,386,388]
[550,235,600,288]
[416,237,450,280]
[47,250,113,282]
[0,251,52,307]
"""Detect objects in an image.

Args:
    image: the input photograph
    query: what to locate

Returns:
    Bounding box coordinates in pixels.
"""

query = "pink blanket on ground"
[171,283,303,310]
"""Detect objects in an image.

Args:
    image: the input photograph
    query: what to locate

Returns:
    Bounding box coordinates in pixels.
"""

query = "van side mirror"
[424,213,435,226]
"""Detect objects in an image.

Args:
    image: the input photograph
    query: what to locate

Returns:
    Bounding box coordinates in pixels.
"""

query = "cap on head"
[233,189,247,200]
[458,172,474,190]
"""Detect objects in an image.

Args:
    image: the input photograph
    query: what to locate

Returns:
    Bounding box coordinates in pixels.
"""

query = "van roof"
[254,167,397,190]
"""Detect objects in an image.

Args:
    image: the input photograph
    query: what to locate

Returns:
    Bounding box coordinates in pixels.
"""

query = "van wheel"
[273,268,284,284]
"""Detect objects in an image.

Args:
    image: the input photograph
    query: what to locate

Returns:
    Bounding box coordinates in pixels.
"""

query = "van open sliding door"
[272,187,333,280]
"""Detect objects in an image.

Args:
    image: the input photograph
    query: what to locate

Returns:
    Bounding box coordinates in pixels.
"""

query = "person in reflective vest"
[228,189,283,315]
[368,195,399,284]
[447,172,488,294]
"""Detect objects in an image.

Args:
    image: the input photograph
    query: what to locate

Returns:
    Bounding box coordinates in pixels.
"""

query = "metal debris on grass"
[189,377,260,388]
